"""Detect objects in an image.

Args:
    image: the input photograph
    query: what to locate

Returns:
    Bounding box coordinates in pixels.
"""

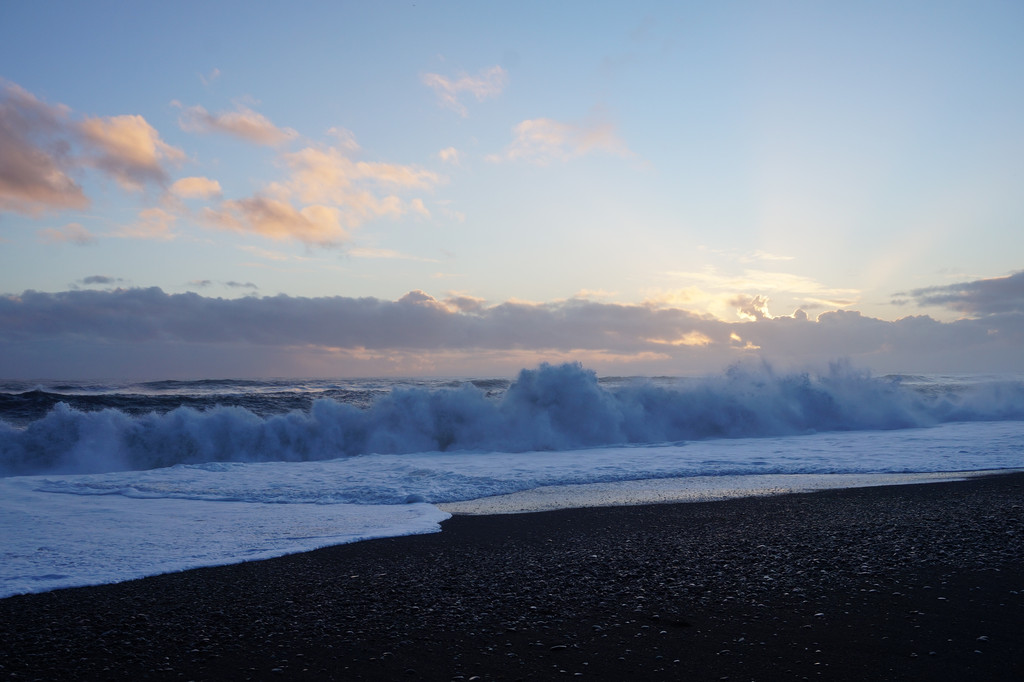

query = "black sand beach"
[2,473,1023,681]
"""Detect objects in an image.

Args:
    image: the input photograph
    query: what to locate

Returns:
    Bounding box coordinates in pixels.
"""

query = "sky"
[1,1,1022,379]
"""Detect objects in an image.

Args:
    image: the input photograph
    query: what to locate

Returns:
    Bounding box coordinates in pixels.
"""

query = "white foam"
[2,419,1023,598]
[0,477,448,598]
[437,470,1016,515]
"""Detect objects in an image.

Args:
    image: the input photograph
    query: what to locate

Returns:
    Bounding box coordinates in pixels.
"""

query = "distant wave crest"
[2,362,1023,476]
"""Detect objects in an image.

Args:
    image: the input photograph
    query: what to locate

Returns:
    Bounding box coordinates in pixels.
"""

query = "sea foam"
[3,362,1023,476]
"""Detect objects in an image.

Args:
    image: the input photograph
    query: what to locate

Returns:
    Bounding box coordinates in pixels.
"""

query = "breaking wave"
[2,362,1023,476]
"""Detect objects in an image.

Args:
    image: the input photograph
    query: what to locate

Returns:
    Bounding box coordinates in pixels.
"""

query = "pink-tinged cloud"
[0,81,88,214]
[327,126,360,151]
[1,81,183,214]
[116,207,177,240]
[491,117,635,164]
[422,66,507,117]
[437,147,460,164]
[205,143,439,245]
[39,222,96,246]
[178,103,298,146]
[78,114,185,189]
[203,195,346,245]
[170,176,223,199]
[282,146,440,198]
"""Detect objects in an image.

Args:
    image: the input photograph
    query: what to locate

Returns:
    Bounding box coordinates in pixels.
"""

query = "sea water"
[2,362,1023,597]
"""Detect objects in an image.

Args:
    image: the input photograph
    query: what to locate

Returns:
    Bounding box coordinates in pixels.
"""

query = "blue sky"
[1,1,1022,378]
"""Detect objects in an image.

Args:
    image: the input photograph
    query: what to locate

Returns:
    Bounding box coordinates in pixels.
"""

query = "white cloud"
[490,117,634,165]
[729,294,773,321]
[422,65,506,116]
[438,147,460,164]
[651,267,861,320]
[170,176,223,199]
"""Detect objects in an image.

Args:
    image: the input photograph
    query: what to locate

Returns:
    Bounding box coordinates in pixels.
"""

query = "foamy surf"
[2,363,1023,598]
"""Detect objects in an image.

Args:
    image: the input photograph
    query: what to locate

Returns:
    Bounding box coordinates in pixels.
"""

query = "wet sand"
[2,472,1023,680]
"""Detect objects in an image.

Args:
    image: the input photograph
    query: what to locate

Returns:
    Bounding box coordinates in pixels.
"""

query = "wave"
[2,362,1023,476]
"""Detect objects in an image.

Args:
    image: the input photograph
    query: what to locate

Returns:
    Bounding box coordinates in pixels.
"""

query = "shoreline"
[438,469,1021,515]
[2,472,1023,680]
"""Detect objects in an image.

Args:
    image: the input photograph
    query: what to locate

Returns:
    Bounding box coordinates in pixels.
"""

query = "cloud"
[237,244,312,262]
[282,145,439,200]
[327,127,360,151]
[78,114,185,189]
[0,83,439,243]
[188,279,257,290]
[738,250,796,264]
[178,103,298,146]
[79,275,125,286]
[170,176,222,199]
[347,247,438,262]
[422,66,506,116]
[574,289,618,301]
[199,68,221,87]
[116,207,177,240]
[0,81,88,214]
[203,195,346,245]
[444,294,487,314]
[2,284,1021,378]
[729,294,773,321]
[651,267,861,320]
[438,147,460,164]
[39,223,96,246]
[489,117,634,164]
[1,80,182,215]
[204,142,440,245]
[0,287,720,352]
[898,271,1024,316]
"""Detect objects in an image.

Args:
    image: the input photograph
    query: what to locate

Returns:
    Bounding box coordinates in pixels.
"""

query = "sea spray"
[2,362,1024,476]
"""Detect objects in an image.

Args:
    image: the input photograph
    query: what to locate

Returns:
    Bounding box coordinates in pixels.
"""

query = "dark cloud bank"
[898,270,1024,316]
[2,272,1022,379]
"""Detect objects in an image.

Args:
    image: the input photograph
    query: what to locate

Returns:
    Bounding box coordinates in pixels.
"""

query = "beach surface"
[2,472,1022,680]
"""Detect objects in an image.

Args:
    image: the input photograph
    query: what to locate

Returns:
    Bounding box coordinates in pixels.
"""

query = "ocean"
[2,361,1023,598]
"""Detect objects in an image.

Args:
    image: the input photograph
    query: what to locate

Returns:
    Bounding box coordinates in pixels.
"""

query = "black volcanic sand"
[2,474,1023,681]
